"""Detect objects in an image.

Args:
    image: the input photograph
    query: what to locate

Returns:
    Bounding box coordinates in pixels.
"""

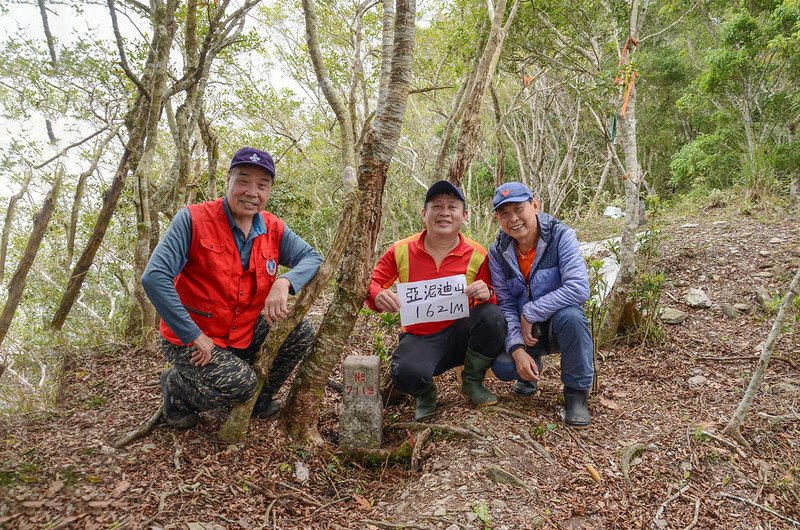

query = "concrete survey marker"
[340,355,383,449]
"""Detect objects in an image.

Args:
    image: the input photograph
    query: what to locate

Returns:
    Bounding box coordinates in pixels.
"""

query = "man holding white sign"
[366,181,506,420]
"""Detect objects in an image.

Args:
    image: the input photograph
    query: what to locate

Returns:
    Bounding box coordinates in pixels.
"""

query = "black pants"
[391,303,506,395]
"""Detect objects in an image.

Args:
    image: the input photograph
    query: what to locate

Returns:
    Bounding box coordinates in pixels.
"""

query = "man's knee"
[552,306,589,334]
[217,363,259,403]
[391,360,432,395]
[284,318,315,356]
[490,353,518,381]
[472,303,507,342]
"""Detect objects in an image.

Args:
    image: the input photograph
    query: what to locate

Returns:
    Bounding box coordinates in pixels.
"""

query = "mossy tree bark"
[282,0,417,446]
[218,178,359,442]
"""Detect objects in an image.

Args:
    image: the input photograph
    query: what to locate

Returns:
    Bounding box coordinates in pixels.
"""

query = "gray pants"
[160,316,315,412]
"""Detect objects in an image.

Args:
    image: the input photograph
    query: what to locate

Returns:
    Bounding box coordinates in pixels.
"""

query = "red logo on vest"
[266,259,277,276]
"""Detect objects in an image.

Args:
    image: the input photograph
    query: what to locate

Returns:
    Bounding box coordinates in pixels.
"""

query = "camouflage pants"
[160,316,315,412]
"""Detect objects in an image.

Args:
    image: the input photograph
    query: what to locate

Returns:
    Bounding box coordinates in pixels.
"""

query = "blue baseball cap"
[229,147,275,178]
[493,182,534,211]
[425,180,466,204]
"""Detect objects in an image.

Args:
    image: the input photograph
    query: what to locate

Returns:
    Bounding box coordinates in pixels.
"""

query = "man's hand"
[520,315,539,347]
[465,280,492,302]
[374,289,401,313]
[190,332,215,367]
[511,347,540,382]
[264,277,291,325]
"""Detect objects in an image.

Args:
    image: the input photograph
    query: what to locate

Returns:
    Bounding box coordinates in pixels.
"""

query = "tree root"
[337,442,413,467]
[112,407,163,448]
[518,428,554,462]
[720,492,800,527]
[758,412,800,423]
[411,428,432,472]
[390,421,484,439]
[620,441,645,481]
[652,484,690,529]
[483,464,532,493]
[491,405,532,421]
[362,520,431,530]
[699,428,749,457]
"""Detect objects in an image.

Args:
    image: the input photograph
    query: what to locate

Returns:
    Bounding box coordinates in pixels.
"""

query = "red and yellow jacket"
[160,199,284,349]
[367,231,497,335]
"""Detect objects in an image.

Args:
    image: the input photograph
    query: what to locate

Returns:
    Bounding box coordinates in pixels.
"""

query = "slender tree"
[598,0,651,345]
[723,268,800,446]
[282,0,417,445]
[0,169,63,348]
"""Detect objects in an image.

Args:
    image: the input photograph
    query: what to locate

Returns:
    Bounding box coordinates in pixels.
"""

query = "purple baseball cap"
[229,147,275,178]
[425,180,466,204]
[493,182,534,211]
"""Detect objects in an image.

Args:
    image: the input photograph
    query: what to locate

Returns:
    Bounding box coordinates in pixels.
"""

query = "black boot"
[160,371,199,429]
[252,395,281,419]
[563,386,590,428]
[412,384,437,421]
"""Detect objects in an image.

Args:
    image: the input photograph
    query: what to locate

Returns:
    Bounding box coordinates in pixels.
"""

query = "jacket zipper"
[185,305,213,318]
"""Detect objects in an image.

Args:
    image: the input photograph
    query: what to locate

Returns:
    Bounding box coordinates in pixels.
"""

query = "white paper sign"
[397,274,470,326]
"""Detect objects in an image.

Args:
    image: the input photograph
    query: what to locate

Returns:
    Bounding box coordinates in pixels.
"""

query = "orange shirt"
[367,231,496,335]
[517,245,536,282]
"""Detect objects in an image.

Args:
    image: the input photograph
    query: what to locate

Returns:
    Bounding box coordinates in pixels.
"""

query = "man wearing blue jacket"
[488,182,593,427]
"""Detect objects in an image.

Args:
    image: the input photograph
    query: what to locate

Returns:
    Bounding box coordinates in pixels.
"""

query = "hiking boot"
[252,397,281,419]
[412,384,437,421]
[563,386,590,428]
[512,353,543,395]
[461,349,497,407]
[160,371,199,429]
[512,380,538,395]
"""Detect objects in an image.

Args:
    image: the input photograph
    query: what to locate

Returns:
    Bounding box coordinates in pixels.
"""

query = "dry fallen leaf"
[598,396,619,410]
[45,480,64,497]
[111,480,131,498]
[587,464,602,484]
[352,493,372,510]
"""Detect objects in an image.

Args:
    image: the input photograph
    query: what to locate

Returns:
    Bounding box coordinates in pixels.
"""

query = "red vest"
[160,198,285,349]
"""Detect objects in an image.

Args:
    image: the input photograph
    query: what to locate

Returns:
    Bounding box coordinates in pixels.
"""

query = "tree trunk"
[50,0,179,331]
[446,0,520,187]
[430,34,483,182]
[218,175,360,442]
[597,0,649,346]
[722,267,800,446]
[490,84,505,187]
[303,0,357,168]
[66,127,118,267]
[0,171,63,348]
[282,0,416,446]
[0,171,33,282]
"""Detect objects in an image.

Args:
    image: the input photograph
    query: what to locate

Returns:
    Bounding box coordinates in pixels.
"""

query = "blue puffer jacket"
[489,213,590,354]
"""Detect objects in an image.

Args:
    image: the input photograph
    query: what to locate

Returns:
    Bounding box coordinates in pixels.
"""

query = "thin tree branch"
[107,0,149,98]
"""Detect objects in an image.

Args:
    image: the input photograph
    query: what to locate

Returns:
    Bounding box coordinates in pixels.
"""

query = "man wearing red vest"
[142,147,322,428]
[366,181,506,420]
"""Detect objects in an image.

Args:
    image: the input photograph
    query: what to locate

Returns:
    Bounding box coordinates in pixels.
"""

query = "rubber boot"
[412,384,437,421]
[563,386,590,428]
[461,349,498,406]
[512,353,543,395]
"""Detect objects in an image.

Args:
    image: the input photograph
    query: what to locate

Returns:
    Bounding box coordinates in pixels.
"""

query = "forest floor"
[1,197,799,530]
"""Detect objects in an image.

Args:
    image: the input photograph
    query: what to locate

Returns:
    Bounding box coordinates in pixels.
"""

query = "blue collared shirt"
[141,199,322,344]
[222,197,265,270]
